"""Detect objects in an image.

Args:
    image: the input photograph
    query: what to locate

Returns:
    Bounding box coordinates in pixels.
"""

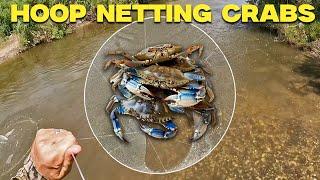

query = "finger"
[55,133,77,153]
[35,129,56,142]
[58,144,82,179]
[65,144,82,162]
[35,129,68,147]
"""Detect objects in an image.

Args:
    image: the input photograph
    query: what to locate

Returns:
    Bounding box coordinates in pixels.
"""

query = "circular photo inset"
[84,17,236,174]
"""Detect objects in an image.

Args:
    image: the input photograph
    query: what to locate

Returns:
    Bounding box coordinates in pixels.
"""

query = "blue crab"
[103,43,216,142]
[110,65,209,102]
[104,44,203,69]
[106,95,215,142]
[106,96,177,142]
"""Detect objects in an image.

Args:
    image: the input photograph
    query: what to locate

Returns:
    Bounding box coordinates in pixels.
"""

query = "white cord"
[71,153,86,180]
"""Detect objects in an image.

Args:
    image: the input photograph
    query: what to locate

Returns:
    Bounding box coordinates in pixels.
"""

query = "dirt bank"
[0,19,94,65]
[0,35,23,64]
[310,39,320,59]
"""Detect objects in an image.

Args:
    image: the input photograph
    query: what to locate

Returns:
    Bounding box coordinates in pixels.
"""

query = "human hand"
[30,129,81,180]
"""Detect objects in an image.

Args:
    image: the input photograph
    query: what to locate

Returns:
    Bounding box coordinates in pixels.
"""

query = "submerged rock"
[0,135,8,143]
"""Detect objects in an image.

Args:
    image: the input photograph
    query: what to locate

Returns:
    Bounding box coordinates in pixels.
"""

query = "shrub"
[0,0,137,46]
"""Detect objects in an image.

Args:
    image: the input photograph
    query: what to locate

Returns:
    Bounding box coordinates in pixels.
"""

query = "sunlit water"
[1,0,319,179]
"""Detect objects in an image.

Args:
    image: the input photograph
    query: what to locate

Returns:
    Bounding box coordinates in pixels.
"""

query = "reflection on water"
[0,0,319,179]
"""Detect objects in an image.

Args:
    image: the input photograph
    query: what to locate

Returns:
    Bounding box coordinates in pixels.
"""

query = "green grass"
[0,0,137,47]
[250,0,320,47]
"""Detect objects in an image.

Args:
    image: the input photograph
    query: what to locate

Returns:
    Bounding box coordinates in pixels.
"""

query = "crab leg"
[109,106,129,143]
[182,82,205,90]
[107,51,135,61]
[140,120,177,139]
[106,96,129,143]
[184,72,206,81]
[104,59,148,69]
[206,85,215,103]
[106,51,162,67]
[185,44,204,57]
[191,101,216,111]
[172,56,197,72]
[190,110,212,142]
[197,60,212,75]
[167,105,185,114]
[104,59,127,69]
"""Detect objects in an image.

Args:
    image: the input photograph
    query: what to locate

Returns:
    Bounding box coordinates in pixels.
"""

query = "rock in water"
[0,135,8,144]
[6,154,14,164]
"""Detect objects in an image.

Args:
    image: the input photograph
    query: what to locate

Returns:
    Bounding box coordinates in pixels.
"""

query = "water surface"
[0,0,319,179]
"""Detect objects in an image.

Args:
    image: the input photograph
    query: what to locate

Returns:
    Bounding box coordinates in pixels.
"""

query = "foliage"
[0,0,135,47]
[251,0,320,46]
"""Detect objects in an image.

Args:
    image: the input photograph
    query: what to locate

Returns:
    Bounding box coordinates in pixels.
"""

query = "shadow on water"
[294,56,320,95]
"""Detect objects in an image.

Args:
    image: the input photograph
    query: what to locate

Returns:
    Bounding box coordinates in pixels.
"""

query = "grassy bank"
[249,0,320,57]
[0,0,136,47]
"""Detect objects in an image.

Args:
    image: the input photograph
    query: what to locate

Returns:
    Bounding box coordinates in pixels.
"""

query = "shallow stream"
[0,0,319,179]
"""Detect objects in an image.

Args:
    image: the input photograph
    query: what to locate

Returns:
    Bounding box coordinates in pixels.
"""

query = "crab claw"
[190,110,212,142]
[118,83,134,99]
[110,69,124,91]
[118,74,134,99]
[114,127,129,143]
[106,95,120,112]
[140,120,177,139]
[125,77,154,100]
[164,88,206,108]
[110,105,129,143]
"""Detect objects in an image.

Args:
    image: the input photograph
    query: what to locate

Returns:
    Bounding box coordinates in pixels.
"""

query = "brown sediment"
[0,35,24,64]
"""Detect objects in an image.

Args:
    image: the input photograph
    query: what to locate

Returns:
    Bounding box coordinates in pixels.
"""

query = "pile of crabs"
[104,44,216,143]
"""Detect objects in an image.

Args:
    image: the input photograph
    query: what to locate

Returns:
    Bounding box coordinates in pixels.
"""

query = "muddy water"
[1,0,319,179]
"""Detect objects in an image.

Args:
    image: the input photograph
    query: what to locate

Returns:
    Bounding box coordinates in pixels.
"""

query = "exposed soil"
[0,35,23,64]
[0,15,95,65]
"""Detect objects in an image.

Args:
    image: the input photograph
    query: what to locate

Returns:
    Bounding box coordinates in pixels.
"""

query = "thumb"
[65,144,82,163]
[69,144,82,156]
[58,145,82,179]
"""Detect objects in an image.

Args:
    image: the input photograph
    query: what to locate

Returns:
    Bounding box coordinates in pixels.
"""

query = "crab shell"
[134,44,182,61]
[133,65,191,89]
